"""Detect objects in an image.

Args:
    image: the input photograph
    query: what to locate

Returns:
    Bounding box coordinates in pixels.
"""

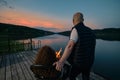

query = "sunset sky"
[0,0,120,32]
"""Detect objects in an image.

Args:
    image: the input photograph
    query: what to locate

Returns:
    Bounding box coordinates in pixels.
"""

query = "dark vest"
[68,23,96,68]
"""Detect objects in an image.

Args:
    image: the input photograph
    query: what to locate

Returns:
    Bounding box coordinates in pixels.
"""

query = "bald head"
[73,12,84,25]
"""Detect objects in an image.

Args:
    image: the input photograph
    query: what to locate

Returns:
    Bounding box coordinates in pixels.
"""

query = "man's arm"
[53,28,78,71]
[53,40,75,71]
[59,40,75,64]
[59,28,78,64]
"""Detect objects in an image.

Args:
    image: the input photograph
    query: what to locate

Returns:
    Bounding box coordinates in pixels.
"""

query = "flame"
[56,48,62,59]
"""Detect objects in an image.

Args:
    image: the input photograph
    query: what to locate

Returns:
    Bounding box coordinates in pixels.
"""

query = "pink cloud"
[0,9,66,30]
[0,9,97,32]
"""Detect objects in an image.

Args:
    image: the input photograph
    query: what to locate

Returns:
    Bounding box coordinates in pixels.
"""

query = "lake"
[32,34,120,80]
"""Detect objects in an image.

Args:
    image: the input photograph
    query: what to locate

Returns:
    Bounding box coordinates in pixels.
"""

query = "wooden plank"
[20,51,36,80]
[22,51,35,65]
[16,52,28,80]
[76,72,107,80]
[5,54,12,80]
[0,55,6,80]
[90,72,107,80]
[23,51,35,64]
[21,51,33,67]
[29,50,37,62]
[17,52,33,80]
[14,53,26,80]
[20,51,37,80]
[9,53,19,80]
[21,51,36,80]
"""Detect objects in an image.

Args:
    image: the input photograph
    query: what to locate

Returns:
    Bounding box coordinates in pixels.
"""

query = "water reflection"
[93,39,120,80]
[33,34,69,51]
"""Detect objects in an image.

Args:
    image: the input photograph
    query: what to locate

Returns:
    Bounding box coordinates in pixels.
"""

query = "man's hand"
[53,61,64,71]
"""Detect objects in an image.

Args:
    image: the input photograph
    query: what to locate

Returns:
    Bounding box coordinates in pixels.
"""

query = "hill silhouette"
[0,23,54,40]
[58,28,120,41]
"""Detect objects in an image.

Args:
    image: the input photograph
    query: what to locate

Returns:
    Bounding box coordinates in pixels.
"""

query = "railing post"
[38,40,41,49]
[30,38,33,50]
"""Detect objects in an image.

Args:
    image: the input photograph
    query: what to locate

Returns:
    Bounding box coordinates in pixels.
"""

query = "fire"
[56,48,62,59]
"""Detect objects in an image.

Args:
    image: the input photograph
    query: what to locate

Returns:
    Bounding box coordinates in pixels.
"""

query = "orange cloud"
[0,9,66,30]
[0,9,97,32]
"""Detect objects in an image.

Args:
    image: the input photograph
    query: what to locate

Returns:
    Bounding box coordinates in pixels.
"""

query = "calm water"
[32,34,120,80]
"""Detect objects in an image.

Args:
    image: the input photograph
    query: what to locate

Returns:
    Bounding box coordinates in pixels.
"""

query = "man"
[53,12,96,80]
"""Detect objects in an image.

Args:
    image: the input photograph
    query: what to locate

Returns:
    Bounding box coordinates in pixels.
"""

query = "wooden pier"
[0,50,107,80]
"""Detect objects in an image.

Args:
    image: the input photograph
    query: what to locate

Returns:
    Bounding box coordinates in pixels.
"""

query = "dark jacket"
[68,22,96,68]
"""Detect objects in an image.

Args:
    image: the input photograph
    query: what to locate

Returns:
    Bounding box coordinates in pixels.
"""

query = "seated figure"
[30,45,71,80]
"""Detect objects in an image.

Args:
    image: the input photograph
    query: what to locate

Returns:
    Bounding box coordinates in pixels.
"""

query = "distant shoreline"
[57,28,120,41]
[0,22,120,41]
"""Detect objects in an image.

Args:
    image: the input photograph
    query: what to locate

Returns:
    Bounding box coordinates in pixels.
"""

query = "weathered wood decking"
[0,51,107,80]
[0,51,37,80]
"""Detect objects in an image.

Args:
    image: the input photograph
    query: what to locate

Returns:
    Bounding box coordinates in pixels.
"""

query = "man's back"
[69,22,96,67]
